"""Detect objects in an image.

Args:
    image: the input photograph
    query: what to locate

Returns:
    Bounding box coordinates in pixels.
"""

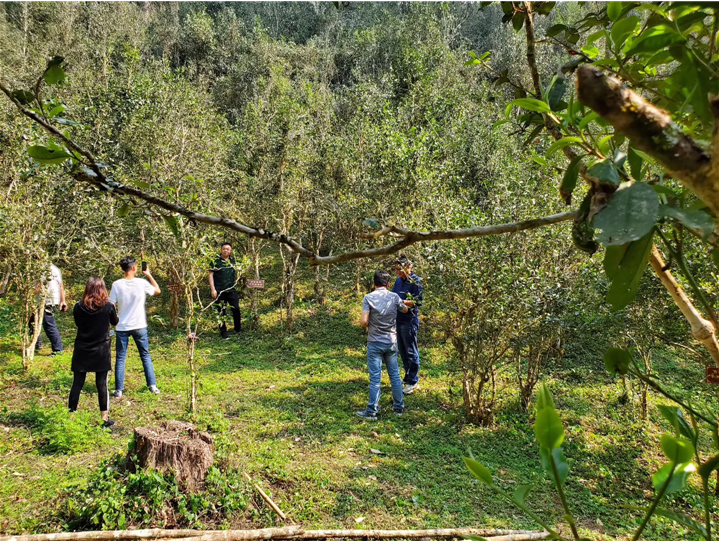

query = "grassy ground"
[0,264,718,539]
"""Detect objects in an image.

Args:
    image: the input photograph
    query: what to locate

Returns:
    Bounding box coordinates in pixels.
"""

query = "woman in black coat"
[69,277,118,427]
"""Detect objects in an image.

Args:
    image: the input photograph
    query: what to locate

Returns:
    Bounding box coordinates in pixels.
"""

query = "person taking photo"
[69,277,118,427]
[109,257,161,397]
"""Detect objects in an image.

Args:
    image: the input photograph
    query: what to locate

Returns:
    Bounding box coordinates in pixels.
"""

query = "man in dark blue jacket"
[391,255,423,394]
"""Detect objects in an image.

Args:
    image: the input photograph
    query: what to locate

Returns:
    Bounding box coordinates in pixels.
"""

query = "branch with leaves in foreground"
[0,80,576,267]
[576,65,719,218]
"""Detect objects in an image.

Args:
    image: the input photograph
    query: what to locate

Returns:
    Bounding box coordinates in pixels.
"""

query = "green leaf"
[522,125,545,148]
[48,105,66,118]
[129,179,151,190]
[651,508,707,539]
[560,154,584,201]
[581,45,600,58]
[698,455,719,481]
[27,145,73,165]
[512,11,526,32]
[546,137,582,158]
[604,347,632,375]
[578,111,600,130]
[513,485,533,507]
[535,407,564,450]
[605,231,654,310]
[117,203,130,217]
[463,456,493,486]
[532,154,548,167]
[536,2,556,16]
[547,24,567,37]
[625,25,686,56]
[508,98,552,114]
[11,89,35,105]
[492,119,510,130]
[657,406,695,442]
[627,147,643,180]
[535,383,555,411]
[540,446,569,484]
[44,65,66,85]
[603,244,628,281]
[594,182,659,245]
[607,1,623,22]
[586,159,620,187]
[547,76,567,111]
[660,434,694,464]
[162,215,180,238]
[660,205,715,240]
[652,462,695,494]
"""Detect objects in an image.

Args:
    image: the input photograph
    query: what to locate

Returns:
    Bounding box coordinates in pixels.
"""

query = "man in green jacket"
[209,242,242,340]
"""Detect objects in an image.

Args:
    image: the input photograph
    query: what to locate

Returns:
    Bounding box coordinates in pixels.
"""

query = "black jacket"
[71,301,118,372]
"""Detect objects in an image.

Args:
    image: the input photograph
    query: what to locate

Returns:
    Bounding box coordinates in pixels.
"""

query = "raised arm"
[143,267,161,295]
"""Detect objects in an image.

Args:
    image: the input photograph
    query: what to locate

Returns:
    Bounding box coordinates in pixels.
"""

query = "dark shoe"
[101,419,115,428]
[220,330,230,340]
[393,409,405,417]
[356,410,378,421]
[50,351,64,358]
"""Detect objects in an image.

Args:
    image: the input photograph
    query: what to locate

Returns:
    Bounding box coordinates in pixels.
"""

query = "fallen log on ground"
[0,527,547,541]
[286,528,548,540]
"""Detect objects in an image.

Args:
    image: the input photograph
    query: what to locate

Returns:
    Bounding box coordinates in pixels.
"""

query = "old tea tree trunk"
[126,421,213,489]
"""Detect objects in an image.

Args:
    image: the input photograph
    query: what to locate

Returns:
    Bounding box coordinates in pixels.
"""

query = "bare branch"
[312,211,577,265]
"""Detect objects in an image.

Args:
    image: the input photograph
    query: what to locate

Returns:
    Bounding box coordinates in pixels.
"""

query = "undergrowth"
[58,451,249,530]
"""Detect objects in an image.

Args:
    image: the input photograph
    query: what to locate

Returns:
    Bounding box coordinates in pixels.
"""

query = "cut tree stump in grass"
[126,421,213,489]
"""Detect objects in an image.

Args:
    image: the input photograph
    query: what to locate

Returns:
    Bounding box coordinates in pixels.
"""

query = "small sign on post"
[247,279,265,289]
[707,367,719,384]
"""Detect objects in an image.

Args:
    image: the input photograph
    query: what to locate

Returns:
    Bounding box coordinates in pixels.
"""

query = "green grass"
[0,272,717,539]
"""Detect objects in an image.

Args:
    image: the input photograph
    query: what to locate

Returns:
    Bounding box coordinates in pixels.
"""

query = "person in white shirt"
[109,257,161,398]
[31,263,68,356]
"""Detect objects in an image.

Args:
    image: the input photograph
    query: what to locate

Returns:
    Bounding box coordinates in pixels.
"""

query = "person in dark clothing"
[209,242,242,340]
[391,255,423,394]
[69,277,118,427]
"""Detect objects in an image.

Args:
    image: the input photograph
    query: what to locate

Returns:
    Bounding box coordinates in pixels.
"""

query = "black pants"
[29,307,63,352]
[215,289,242,333]
[68,371,109,412]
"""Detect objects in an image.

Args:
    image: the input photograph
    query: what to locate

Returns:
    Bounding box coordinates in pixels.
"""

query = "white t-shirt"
[45,264,63,306]
[109,278,156,331]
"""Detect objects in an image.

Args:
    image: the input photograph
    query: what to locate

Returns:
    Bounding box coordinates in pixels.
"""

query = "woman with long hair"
[69,277,119,427]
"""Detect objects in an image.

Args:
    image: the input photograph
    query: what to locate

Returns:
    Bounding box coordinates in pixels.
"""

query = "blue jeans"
[397,322,420,385]
[31,307,63,352]
[365,341,404,415]
[115,328,156,391]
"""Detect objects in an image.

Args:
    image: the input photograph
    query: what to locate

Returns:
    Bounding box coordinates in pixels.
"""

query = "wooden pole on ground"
[243,472,288,521]
[0,528,548,541]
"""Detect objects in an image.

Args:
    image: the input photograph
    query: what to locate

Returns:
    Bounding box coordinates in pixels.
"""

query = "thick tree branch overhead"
[1,78,577,267]
[575,66,718,216]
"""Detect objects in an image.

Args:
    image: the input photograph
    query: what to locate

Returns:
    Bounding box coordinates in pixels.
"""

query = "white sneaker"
[403,383,419,395]
[112,390,123,399]
[149,385,160,395]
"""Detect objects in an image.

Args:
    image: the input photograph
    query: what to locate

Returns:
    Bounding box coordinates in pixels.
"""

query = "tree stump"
[126,421,214,489]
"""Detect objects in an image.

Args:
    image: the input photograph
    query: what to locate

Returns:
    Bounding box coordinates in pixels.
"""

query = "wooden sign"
[247,279,265,289]
[168,283,184,293]
[707,367,719,384]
